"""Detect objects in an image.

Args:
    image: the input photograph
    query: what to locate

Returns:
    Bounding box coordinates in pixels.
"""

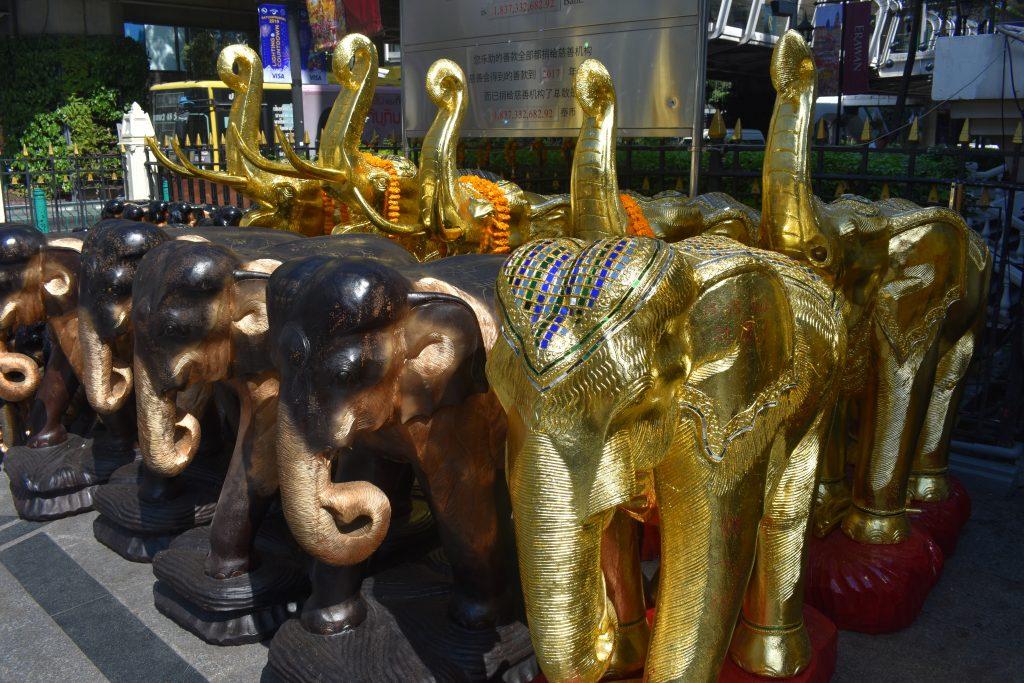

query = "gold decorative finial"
[860,118,872,142]
[709,110,727,141]
[260,130,268,146]
[731,117,743,142]
[907,116,919,144]
[303,129,310,145]
[958,119,970,144]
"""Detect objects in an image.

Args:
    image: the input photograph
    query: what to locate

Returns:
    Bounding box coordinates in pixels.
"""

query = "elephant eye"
[161,319,188,339]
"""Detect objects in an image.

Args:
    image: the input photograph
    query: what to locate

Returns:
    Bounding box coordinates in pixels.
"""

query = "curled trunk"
[276,407,391,567]
[134,355,201,477]
[0,338,41,402]
[571,59,625,240]
[761,31,832,268]
[79,311,132,414]
[511,431,616,682]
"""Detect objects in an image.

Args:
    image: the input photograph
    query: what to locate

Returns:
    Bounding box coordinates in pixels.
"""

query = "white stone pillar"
[118,103,156,202]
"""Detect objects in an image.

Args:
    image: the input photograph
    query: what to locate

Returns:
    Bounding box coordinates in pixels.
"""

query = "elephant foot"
[727,613,811,678]
[840,504,911,544]
[300,594,369,635]
[151,527,309,645]
[909,476,972,557]
[907,469,951,502]
[605,615,649,680]
[811,478,851,538]
[805,527,943,633]
[91,460,222,562]
[722,606,837,682]
[3,433,138,521]
[270,550,534,682]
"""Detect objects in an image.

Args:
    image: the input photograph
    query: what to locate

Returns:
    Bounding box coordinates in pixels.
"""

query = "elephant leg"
[646,425,770,682]
[908,332,974,502]
[730,409,830,677]
[811,395,852,537]
[600,510,649,679]
[844,328,942,544]
[414,444,507,630]
[300,450,409,634]
[205,384,277,578]
[0,401,22,448]
[25,334,76,447]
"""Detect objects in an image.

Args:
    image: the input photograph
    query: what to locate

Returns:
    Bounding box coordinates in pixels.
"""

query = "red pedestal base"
[909,477,972,557]
[719,606,837,683]
[805,526,943,634]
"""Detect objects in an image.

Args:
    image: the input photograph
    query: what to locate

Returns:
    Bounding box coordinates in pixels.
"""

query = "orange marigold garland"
[619,193,654,237]
[459,175,511,254]
[359,152,402,221]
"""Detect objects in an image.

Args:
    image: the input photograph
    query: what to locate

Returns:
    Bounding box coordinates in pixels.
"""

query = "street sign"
[400,0,703,138]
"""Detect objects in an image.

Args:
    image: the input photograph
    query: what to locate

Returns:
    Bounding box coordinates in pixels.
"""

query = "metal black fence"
[146,132,1023,452]
[0,150,128,232]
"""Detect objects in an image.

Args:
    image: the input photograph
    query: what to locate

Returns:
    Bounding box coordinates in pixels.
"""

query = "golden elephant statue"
[146,45,326,236]
[245,37,761,257]
[759,31,991,541]
[486,58,847,682]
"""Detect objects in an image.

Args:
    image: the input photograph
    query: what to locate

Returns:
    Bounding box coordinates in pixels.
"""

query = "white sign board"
[401,0,702,137]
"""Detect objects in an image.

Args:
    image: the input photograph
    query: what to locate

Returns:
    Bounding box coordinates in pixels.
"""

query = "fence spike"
[834,181,847,198]
[303,129,310,145]
[958,119,970,144]
[11,174,18,185]
[676,176,685,192]
[979,187,991,208]
[751,179,761,195]
[880,183,890,200]
[642,176,651,193]
[1014,121,1023,145]
[731,117,743,142]
[927,184,939,203]
[87,172,94,182]
[859,118,872,142]
[73,144,80,156]
[111,171,118,180]
[119,144,126,154]
[816,118,827,141]
[260,130,268,146]
[163,135,171,147]
[907,116,920,144]
[552,178,560,190]
[21,144,28,157]
[709,110,726,141]
[47,142,54,156]
[184,133,192,147]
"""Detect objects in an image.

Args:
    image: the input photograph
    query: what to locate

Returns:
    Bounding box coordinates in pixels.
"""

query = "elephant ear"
[41,243,82,314]
[875,207,968,362]
[400,291,488,423]
[230,260,281,369]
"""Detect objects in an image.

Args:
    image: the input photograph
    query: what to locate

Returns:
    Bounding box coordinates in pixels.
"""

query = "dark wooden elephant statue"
[129,232,417,644]
[264,253,534,681]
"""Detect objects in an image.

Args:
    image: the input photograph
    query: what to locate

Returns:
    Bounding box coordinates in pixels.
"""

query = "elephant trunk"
[79,311,132,414]
[511,431,616,683]
[761,31,832,268]
[571,59,625,240]
[276,407,391,567]
[134,355,201,477]
[0,334,40,402]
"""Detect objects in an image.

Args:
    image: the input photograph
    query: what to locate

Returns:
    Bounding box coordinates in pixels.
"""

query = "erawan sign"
[400,0,702,137]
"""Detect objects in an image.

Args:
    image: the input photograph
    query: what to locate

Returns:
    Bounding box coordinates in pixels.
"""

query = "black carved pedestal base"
[92,460,222,562]
[152,517,310,645]
[4,433,137,521]
[267,551,536,683]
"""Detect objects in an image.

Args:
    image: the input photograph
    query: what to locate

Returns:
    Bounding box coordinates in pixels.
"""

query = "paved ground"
[0,465,1019,682]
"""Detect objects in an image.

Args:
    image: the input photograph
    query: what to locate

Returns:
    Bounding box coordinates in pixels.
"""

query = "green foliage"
[8,89,124,197]
[0,35,148,154]
[706,80,733,108]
